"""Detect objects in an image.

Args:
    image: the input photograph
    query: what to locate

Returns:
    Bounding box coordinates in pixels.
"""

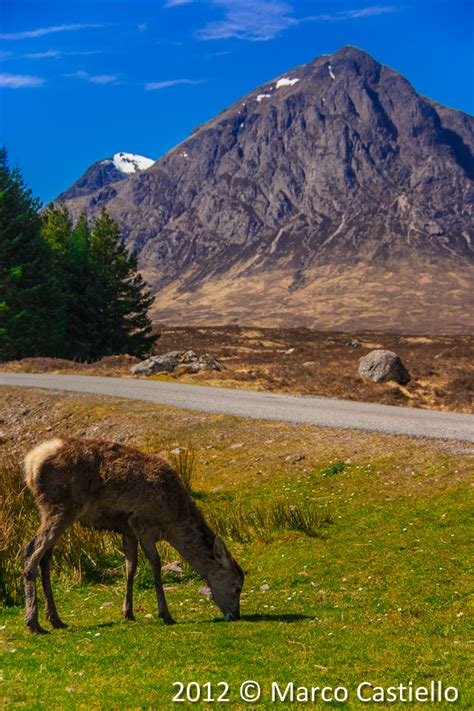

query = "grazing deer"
[23,438,244,634]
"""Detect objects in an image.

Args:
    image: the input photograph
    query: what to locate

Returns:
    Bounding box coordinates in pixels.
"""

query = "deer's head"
[207,536,244,621]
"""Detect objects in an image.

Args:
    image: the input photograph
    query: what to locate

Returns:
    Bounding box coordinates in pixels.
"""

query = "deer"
[23,437,244,634]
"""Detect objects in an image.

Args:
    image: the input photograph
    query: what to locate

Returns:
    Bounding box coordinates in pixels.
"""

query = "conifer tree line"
[0,148,157,362]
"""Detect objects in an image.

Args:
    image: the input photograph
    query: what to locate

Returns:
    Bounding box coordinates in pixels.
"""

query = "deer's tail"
[24,439,64,490]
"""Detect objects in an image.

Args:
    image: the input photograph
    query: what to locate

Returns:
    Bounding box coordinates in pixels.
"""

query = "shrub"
[205,500,333,542]
[320,461,350,477]
[169,445,196,494]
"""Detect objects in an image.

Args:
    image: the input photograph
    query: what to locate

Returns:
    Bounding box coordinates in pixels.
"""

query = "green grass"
[1,451,472,709]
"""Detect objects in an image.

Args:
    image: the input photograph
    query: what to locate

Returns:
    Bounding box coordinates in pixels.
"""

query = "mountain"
[58,46,474,333]
[58,152,155,201]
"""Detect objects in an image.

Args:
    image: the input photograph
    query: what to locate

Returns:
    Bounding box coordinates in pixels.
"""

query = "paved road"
[1,372,473,442]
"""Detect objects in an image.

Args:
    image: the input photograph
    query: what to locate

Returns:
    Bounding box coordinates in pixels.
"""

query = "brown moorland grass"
[1,326,472,412]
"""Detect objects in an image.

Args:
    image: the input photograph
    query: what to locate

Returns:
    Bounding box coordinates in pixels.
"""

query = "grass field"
[1,388,473,708]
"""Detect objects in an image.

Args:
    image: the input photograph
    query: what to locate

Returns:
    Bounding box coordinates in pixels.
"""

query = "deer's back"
[25,438,189,533]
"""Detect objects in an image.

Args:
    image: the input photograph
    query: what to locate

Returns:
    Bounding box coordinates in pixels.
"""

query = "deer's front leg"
[139,535,175,625]
[122,532,138,621]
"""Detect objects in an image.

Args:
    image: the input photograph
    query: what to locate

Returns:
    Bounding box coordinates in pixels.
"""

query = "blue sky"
[1,0,472,203]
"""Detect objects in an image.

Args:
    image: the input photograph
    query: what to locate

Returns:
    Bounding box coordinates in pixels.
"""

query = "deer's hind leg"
[40,548,67,628]
[122,532,138,621]
[24,509,73,634]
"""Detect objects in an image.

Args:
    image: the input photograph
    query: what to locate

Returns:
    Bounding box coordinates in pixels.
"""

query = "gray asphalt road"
[1,372,473,442]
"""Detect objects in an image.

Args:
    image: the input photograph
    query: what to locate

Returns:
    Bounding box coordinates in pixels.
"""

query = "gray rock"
[358,350,410,385]
[131,353,179,375]
[131,350,221,376]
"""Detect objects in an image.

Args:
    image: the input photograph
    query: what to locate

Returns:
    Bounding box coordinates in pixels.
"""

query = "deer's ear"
[213,535,232,569]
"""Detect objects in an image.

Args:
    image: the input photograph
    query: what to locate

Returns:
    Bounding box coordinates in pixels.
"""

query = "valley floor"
[1,326,473,413]
[1,388,473,708]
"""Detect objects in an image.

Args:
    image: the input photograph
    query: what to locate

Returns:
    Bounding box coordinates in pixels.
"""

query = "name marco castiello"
[271,680,459,704]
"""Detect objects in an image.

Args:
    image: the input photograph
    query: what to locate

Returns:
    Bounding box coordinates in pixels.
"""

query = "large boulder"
[131,350,221,376]
[358,350,410,385]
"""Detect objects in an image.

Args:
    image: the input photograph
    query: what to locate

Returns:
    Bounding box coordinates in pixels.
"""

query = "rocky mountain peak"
[57,48,474,333]
[58,151,155,201]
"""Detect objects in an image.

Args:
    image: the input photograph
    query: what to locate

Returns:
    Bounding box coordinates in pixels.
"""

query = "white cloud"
[64,70,89,79]
[88,74,117,84]
[24,49,101,60]
[145,78,204,90]
[340,5,399,18]
[304,5,399,22]
[164,0,194,7]
[197,1,296,41]
[64,70,118,84]
[24,50,63,59]
[0,72,44,88]
[0,23,106,41]
[194,1,400,42]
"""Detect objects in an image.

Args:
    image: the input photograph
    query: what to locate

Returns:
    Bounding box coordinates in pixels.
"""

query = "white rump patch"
[24,439,64,488]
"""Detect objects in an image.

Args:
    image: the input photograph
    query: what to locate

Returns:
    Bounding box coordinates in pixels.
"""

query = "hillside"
[58,46,474,333]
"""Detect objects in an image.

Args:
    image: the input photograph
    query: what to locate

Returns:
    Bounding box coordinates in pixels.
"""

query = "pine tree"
[0,148,63,361]
[90,210,156,358]
[41,205,156,360]
[41,202,72,262]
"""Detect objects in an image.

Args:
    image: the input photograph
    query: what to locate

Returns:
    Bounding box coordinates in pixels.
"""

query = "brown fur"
[23,438,244,634]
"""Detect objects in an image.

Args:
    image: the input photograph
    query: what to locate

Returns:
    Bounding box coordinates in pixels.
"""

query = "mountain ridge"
[57,46,474,333]
[58,152,155,201]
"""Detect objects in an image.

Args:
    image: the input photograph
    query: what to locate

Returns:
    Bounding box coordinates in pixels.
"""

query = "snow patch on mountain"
[275,77,299,89]
[112,152,155,174]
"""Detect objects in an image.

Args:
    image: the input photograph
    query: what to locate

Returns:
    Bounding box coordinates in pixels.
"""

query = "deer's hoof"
[27,623,49,635]
[49,618,68,629]
[163,616,176,626]
[123,611,135,621]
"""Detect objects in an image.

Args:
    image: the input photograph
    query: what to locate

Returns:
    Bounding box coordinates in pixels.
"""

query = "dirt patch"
[1,388,471,492]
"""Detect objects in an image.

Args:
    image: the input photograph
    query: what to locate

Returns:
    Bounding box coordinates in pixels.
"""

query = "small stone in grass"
[260,583,270,591]
[285,454,305,463]
[144,613,154,619]
[199,586,212,596]
[100,601,114,608]
[163,561,183,575]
